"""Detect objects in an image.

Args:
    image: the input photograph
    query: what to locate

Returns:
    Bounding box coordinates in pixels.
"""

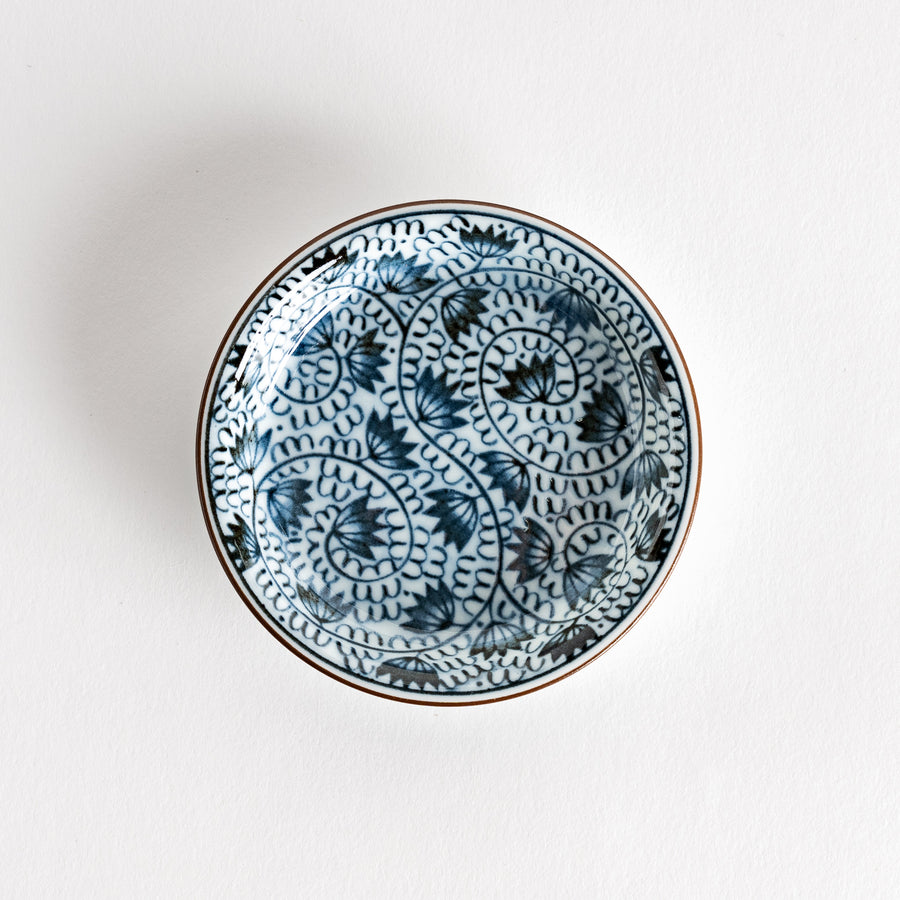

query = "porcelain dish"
[197,201,701,704]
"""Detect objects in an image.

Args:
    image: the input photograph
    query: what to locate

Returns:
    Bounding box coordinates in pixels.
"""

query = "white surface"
[1,1,897,896]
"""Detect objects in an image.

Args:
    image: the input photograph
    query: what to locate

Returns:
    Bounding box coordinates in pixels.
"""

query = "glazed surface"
[201,206,697,699]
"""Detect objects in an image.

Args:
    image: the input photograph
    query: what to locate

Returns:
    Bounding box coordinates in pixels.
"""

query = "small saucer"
[197,201,701,704]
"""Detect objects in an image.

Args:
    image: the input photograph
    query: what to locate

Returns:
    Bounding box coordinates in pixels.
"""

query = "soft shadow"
[53,113,386,547]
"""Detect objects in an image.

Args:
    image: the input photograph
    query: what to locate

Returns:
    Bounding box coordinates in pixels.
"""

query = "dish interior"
[201,205,695,700]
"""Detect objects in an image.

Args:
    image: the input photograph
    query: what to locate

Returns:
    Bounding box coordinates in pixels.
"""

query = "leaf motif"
[471,621,528,659]
[424,489,480,551]
[638,346,675,403]
[224,517,259,571]
[562,553,615,609]
[403,580,456,632]
[293,313,334,354]
[299,245,358,282]
[227,343,262,390]
[545,287,601,333]
[365,410,417,470]
[295,582,352,623]
[266,478,313,534]
[345,330,389,393]
[577,383,631,444]
[621,450,668,499]
[508,518,555,584]
[376,656,441,689]
[496,352,557,403]
[440,287,489,342]
[458,224,517,258]
[479,451,530,512]
[376,251,437,293]
[539,623,598,663]
[229,422,272,472]
[635,509,673,562]
[329,495,388,560]
[414,367,468,430]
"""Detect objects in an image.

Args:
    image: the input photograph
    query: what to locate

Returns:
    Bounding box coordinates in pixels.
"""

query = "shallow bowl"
[197,201,701,704]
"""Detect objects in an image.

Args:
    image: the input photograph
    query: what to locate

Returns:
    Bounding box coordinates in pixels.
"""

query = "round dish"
[197,201,701,704]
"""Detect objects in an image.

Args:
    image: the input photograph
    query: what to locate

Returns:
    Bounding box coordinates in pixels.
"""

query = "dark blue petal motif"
[414,367,468,429]
[459,224,517,258]
[229,423,272,473]
[577,383,631,444]
[562,553,615,609]
[295,582,352,623]
[539,623,598,663]
[224,517,260,571]
[376,656,441,689]
[299,245,358,283]
[293,313,334,354]
[227,343,263,392]
[471,621,528,659]
[365,410,417,470]
[376,252,437,293]
[638,346,675,403]
[424,489,480,551]
[329,495,389,560]
[635,509,673,562]
[621,450,668,499]
[546,287,602,333]
[497,352,557,403]
[440,287,489,342]
[479,451,530,512]
[345,330,389,393]
[402,580,456,632]
[508,518,555,584]
[266,478,313,534]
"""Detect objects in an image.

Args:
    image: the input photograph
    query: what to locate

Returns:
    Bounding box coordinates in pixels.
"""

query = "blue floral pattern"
[200,205,699,701]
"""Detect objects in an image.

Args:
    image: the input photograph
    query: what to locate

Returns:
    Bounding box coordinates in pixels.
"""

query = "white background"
[1,1,897,897]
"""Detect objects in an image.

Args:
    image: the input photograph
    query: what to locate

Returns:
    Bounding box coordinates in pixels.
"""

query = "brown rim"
[196,199,703,706]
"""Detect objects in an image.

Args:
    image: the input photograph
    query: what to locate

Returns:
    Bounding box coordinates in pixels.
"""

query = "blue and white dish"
[197,201,701,704]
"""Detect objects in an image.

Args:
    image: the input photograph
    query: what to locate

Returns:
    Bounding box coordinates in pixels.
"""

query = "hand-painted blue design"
[546,286,603,334]
[634,509,673,562]
[577,384,631,444]
[266,479,312,534]
[562,553,615,610]
[365,411,417,470]
[294,314,334,353]
[229,423,271,473]
[441,288,489,342]
[458,224,517,258]
[344,330,389,393]
[376,252,437,293]
[471,621,528,659]
[295,583,351,623]
[479,451,530,512]
[414,367,468,430]
[402,581,456,633]
[424,489,480,551]
[621,449,668,499]
[202,205,696,700]
[300,247,358,282]
[497,353,558,403]
[638,346,675,403]
[376,656,441,688]
[224,517,259,572]
[329,495,388,560]
[508,519,555,584]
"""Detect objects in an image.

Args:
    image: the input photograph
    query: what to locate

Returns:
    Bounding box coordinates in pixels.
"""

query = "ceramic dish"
[197,201,701,704]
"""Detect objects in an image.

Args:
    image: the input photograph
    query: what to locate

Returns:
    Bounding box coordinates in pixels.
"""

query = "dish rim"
[196,198,703,706]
